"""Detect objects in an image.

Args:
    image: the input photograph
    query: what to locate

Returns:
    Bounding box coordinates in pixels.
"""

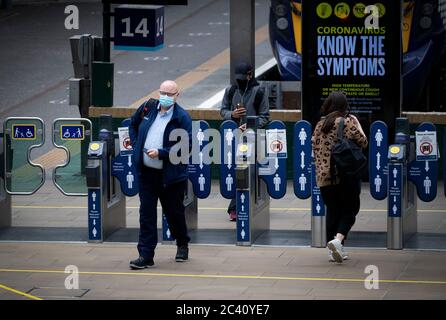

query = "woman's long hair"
[320,91,349,134]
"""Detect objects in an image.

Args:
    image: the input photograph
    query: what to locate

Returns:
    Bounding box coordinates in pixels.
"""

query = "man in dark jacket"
[220,62,270,221]
[129,80,192,269]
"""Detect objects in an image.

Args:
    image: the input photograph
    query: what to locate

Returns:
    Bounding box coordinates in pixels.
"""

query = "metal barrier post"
[86,116,126,242]
[387,118,417,249]
[235,124,270,246]
[311,161,326,248]
[0,130,11,228]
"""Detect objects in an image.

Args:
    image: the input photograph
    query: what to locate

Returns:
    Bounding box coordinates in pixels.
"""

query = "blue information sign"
[220,120,237,199]
[114,6,164,51]
[60,124,84,140]
[369,121,389,200]
[236,190,250,243]
[311,163,325,217]
[293,120,312,199]
[388,163,402,217]
[259,121,287,199]
[111,154,139,197]
[188,120,211,199]
[88,188,102,241]
[12,124,36,140]
[408,123,437,202]
[111,119,139,197]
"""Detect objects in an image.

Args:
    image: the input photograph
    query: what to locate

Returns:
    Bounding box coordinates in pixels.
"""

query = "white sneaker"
[328,249,349,262]
[327,238,344,263]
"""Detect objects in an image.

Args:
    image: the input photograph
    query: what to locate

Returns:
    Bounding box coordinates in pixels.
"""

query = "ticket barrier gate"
[386,119,418,249]
[234,127,270,246]
[387,143,417,249]
[303,117,426,249]
[86,117,126,242]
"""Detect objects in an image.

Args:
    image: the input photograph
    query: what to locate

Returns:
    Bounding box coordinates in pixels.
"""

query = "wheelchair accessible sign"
[416,131,438,161]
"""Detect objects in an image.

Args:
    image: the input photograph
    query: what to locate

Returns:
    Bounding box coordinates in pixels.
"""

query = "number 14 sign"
[114,5,164,51]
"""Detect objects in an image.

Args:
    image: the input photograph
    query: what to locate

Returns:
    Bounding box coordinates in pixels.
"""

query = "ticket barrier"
[386,119,417,249]
[86,118,126,242]
[234,125,270,246]
[293,120,326,248]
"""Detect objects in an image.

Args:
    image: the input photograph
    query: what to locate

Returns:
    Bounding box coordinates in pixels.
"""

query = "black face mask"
[236,79,248,91]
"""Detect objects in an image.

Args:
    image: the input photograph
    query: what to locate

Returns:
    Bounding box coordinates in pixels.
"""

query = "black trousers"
[320,178,361,244]
[137,166,190,259]
[227,198,236,213]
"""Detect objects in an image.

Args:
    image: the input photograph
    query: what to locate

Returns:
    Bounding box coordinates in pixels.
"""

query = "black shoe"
[129,256,154,270]
[175,245,189,262]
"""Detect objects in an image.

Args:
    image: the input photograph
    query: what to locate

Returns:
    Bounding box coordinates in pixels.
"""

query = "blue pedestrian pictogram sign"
[188,120,211,199]
[259,121,287,199]
[409,123,438,202]
[220,120,237,199]
[311,163,325,217]
[388,164,402,217]
[88,188,102,241]
[61,124,85,140]
[111,154,139,197]
[12,124,36,140]
[236,190,250,243]
[369,121,389,200]
[111,120,139,197]
[293,120,312,199]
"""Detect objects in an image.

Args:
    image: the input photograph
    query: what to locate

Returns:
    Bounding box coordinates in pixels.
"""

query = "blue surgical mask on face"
[159,95,175,108]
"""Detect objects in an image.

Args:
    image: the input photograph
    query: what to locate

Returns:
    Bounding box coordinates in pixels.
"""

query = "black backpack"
[330,118,367,180]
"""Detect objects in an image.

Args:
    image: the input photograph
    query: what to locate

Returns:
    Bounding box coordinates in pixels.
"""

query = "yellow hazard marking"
[0,283,43,300]
[0,268,446,286]
[291,2,302,54]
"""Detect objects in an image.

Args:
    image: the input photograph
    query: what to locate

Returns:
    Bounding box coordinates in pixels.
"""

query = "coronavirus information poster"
[302,0,401,132]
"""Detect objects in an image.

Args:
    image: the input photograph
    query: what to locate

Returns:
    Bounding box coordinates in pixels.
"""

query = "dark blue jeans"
[137,166,190,259]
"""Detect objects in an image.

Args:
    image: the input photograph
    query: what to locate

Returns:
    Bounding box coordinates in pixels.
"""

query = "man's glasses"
[160,91,178,97]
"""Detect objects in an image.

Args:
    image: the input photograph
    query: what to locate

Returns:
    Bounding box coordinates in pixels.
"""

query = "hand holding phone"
[232,103,246,118]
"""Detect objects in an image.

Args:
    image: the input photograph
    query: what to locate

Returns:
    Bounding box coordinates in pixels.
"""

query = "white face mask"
[159,95,175,108]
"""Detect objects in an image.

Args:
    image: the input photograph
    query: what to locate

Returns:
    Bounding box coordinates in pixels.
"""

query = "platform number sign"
[114,6,164,51]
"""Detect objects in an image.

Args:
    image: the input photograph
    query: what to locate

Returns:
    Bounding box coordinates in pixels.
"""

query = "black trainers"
[129,256,154,270]
[175,245,189,262]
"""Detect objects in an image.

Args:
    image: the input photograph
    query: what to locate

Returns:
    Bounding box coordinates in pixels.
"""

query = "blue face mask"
[159,95,175,108]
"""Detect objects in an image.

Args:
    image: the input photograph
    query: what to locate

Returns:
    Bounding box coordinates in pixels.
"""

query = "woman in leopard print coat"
[311,91,368,263]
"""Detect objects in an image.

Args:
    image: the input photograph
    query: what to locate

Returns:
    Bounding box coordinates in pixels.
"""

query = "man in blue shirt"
[129,80,192,269]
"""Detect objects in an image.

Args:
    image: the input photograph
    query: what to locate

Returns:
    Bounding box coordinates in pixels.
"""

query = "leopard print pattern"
[311,116,368,187]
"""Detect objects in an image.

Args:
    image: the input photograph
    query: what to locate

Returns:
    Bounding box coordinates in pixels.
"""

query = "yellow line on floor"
[11,205,446,213]
[0,268,445,286]
[0,283,43,300]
